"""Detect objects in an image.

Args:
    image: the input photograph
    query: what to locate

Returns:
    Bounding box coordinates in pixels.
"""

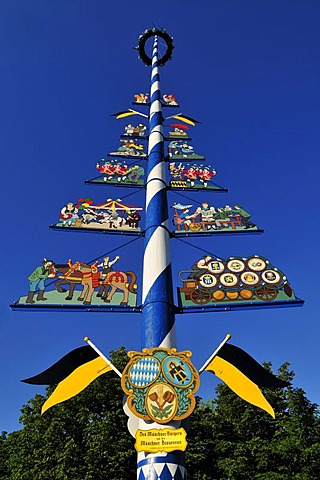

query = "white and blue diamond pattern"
[137,462,186,479]
[129,357,160,387]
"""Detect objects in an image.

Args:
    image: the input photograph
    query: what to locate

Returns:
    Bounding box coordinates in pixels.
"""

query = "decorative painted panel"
[167,141,204,160]
[178,254,298,307]
[171,203,259,234]
[15,256,138,307]
[56,198,142,232]
[169,163,217,189]
[108,140,147,159]
[121,123,148,138]
[162,94,179,107]
[133,93,149,104]
[95,159,145,186]
[167,123,191,140]
[133,93,179,107]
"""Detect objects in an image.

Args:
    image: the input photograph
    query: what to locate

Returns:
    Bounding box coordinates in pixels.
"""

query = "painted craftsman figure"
[26,259,56,304]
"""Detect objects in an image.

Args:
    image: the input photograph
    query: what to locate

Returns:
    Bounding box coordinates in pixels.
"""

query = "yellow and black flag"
[170,113,200,126]
[112,109,146,119]
[204,343,290,418]
[22,346,112,414]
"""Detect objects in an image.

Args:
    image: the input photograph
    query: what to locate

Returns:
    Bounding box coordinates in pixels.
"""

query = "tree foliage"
[1,349,319,480]
[186,362,320,480]
[1,347,136,480]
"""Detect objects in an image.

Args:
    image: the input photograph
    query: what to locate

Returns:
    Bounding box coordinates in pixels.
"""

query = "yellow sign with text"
[135,428,187,453]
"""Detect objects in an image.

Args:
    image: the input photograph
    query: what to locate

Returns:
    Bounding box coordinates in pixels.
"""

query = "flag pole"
[84,336,122,378]
[199,333,232,373]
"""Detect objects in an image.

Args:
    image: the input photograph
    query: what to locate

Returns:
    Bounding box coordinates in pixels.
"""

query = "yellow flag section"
[206,355,275,418]
[112,109,142,119]
[42,357,112,414]
[172,114,197,126]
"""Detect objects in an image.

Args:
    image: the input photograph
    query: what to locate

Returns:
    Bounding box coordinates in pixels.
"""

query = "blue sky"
[1,0,320,433]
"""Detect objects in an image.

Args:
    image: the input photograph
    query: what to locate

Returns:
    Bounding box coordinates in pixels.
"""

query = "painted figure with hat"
[127,164,145,183]
[188,254,213,279]
[97,255,120,300]
[26,259,56,304]
[59,202,79,226]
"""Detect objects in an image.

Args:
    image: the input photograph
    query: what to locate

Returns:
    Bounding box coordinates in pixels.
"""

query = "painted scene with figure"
[14,255,138,307]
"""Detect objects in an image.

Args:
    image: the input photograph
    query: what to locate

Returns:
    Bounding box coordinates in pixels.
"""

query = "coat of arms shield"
[121,347,200,424]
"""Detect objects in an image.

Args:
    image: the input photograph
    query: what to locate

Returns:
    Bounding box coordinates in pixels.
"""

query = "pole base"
[137,452,186,480]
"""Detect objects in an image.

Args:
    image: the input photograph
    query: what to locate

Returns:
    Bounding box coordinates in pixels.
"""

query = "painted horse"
[54,261,137,305]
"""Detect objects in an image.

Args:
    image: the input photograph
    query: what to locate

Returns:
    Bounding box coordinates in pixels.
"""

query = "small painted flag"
[204,343,290,418]
[112,109,140,119]
[22,346,112,414]
[171,114,200,126]
[170,123,189,130]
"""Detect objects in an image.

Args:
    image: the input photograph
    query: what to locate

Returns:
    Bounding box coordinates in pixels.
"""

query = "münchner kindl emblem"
[121,348,200,424]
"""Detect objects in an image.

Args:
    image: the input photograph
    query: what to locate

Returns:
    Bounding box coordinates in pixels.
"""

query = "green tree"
[186,362,320,480]
[0,431,10,479]
[2,347,136,480]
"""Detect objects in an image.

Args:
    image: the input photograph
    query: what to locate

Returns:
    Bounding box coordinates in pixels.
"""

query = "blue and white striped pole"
[137,34,186,480]
[141,35,176,350]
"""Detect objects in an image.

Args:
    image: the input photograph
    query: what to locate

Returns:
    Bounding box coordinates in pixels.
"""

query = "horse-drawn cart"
[178,255,294,306]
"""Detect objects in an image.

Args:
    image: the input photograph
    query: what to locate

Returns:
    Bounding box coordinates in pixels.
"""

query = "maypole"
[138,29,185,480]
[141,32,175,349]
[13,25,304,480]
